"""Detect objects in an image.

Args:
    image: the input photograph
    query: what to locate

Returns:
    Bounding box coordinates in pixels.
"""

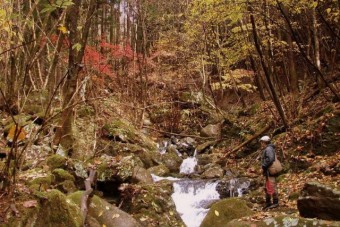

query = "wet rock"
[132,166,153,184]
[200,124,221,138]
[227,215,340,227]
[201,165,224,179]
[200,198,254,227]
[119,181,184,226]
[68,191,142,227]
[147,164,170,176]
[216,178,251,198]
[161,147,182,172]
[297,182,340,220]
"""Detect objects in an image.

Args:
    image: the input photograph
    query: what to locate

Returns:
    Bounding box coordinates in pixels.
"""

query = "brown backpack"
[268,154,283,175]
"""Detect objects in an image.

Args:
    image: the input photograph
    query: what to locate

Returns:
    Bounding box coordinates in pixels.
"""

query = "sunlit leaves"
[41,0,75,14]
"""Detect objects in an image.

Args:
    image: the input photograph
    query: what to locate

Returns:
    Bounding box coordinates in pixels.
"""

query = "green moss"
[59,180,77,194]
[97,160,115,181]
[200,198,254,227]
[68,191,143,227]
[77,105,95,118]
[30,174,54,190]
[8,190,82,227]
[47,154,67,170]
[147,164,170,176]
[52,168,75,182]
[102,119,156,151]
[119,182,184,227]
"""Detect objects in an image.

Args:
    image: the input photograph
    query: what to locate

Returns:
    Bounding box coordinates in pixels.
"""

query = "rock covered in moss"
[52,168,75,182]
[147,164,170,176]
[9,189,82,227]
[68,191,142,227]
[119,182,184,227]
[200,198,254,227]
[47,154,67,170]
[101,119,156,151]
[161,147,182,172]
[132,166,153,184]
[201,164,224,179]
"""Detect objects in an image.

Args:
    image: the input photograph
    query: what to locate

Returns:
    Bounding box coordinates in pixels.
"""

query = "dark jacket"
[261,144,276,172]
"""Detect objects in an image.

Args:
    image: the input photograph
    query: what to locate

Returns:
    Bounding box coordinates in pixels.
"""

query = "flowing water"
[155,141,250,227]
[171,179,220,227]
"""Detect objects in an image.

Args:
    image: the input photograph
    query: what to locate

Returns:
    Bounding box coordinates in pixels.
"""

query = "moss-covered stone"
[101,119,156,151]
[8,189,82,227]
[47,154,67,170]
[120,182,185,227]
[147,164,170,176]
[200,198,254,227]
[161,146,182,173]
[59,180,77,193]
[30,174,54,190]
[52,168,75,182]
[68,191,142,227]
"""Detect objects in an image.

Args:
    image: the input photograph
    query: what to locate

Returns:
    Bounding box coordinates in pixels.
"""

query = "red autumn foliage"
[46,34,136,77]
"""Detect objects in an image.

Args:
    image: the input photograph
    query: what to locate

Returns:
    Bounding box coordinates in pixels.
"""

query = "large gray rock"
[297,182,340,220]
[68,191,142,227]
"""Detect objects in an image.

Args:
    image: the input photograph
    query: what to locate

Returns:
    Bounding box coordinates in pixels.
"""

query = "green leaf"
[41,5,57,14]
[72,43,82,52]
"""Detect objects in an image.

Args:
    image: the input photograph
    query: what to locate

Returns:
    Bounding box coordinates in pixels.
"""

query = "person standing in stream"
[260,135,279,210]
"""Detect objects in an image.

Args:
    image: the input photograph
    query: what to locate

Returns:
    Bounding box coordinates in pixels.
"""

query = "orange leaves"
[7,125,26,142]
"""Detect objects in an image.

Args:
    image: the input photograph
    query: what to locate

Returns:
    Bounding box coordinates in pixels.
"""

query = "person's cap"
[259,135,271,142]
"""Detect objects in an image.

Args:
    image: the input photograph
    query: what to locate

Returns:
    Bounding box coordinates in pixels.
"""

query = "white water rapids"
[153,152,220,227]
[154,143,250,227]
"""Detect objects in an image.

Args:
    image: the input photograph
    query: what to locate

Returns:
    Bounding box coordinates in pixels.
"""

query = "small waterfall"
[180,150,197,174]
[171,180,220,227]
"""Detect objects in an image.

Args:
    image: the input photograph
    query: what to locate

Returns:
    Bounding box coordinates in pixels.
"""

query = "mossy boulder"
[8,189,82,227]
[29,174,54,191]
[68,191,142,227]
[147,164,170,176]
[52,168,75,183]
[200,198,254,227]
[101,119,156,151]
[161,147,182,172]
[102,142,161,169]
[120,182,185,227]
[47,154,67,170]
[227,216,340,227]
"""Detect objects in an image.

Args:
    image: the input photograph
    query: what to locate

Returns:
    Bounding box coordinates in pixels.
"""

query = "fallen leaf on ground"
[23,200,38,208]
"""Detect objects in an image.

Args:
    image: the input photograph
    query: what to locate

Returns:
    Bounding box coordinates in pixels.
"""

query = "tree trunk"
[249,9,289,129]
[53,0,97,155]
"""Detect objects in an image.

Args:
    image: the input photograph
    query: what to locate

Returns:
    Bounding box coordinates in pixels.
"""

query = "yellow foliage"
[7,125,26,142]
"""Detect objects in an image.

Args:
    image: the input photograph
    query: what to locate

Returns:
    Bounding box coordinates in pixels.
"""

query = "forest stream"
[0,0,340,226]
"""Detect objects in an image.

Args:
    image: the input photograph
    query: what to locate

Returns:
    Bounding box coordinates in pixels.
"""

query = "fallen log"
[224,122,273,158]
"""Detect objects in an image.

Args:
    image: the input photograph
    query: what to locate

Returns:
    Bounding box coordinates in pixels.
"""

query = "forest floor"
[0,77,339,225]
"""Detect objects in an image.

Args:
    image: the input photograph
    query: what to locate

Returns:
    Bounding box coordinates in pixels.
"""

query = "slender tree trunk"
[249,9,289,129]
[53,0,97,155]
